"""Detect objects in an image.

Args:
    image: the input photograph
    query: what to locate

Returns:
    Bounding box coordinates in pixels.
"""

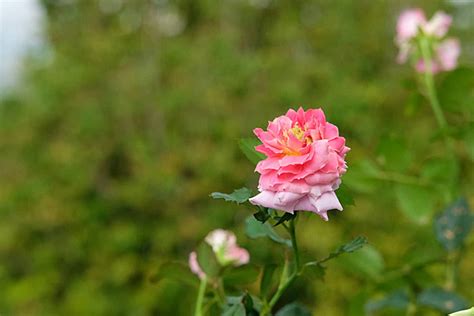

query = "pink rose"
[249,107,349,221]
[189,229,249,279]
[424,11,452,38]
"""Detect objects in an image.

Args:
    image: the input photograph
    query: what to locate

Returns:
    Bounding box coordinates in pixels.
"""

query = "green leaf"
[275,302,311,316]
[336,183,355,207]
[273,212,296,227]
[421,158,459,190]
[439,67,474,113]
[244,216,291,247]
[319,236,368,263]
[417,288,469,313]
[344,159,381,193]
[464,125,474,161]
[260,264,277,298]
[365,290,410,314]
[434,198,472,251]
[304,236,367,280]
[337,244,384,281]
[149,261,199,287]
[395,183,437,223]
[222,303,246,316]
[196,242,220,277]
[210,187,253,204]
[239,137,265,165]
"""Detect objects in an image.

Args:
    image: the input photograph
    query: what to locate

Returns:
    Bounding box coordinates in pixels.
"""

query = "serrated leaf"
[337,245,384,281]
[336,183,355,207]
[196,242,220,277]
[365,289,410,314]
[275,303,311,316]
[434,198,472,251]
[210,187,253,204]
[245,216,291,247]
[417,288,469,313]
[260,264,278,298]
[395,183,437,223]
[319,236,368,263]
[239,138,265,165]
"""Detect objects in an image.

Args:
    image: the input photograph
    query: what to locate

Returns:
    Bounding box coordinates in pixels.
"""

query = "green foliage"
[435,198,472,251]
[239,138,265,165]
[210,187,253,204]
[365,290,410,315]
[417,288,469,313]
[244,216,291,247]
[337,245,385,281]
[275,303,311,316]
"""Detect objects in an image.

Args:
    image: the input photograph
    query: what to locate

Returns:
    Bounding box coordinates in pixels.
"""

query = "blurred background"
[0,0,473,315]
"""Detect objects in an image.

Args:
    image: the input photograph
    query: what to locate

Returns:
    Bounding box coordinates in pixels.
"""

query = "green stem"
[289,216,300,270]
[445,252,457,291]
[194,276,207,316]
[419,37,447,130]
[262,216,301,315]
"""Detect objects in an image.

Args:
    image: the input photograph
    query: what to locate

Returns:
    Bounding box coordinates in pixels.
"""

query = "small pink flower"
[396,9,426,43]
[424,11,452,38]
[415,39,461,74]
[189,229,249,279]
[395,9,460,73]
[249,107,349,221]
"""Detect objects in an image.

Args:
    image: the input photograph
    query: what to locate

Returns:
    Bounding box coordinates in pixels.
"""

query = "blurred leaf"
[239,138,265,165]
[417,288,469,313]
[275,302,311,316]
[439,67,474,113]
[196,242,220,277]
[222,302,246,316]
[245,216,291,247]
[260,264,278,298]
[336,183,355,207]
[434,198,472,251]
[344,159,381,193]
[365,290,409,315]
[348,291,370,316]
[210,187,253,204]
[223,265,259,286]
[274,212,296,226]
[394,183,437,223]
[337,245,384,281]
[421,158,459,189]
[149,261,199,287]
[376,137,412,172]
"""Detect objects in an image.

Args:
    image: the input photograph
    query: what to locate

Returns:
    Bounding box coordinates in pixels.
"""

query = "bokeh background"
[0,0,473,315]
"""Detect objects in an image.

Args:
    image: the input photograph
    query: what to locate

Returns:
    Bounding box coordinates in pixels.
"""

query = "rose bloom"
[396,9,460,73]
[189,229,249,279]
[249,107,349,221]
